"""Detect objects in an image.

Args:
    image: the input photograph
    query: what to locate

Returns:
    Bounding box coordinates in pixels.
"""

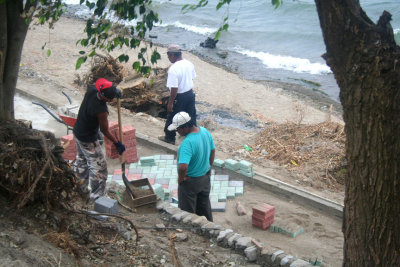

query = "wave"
[156,21,217,36]
[236,49,332,75]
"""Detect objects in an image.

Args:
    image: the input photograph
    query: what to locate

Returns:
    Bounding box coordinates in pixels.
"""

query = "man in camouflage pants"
[73,78,126,201]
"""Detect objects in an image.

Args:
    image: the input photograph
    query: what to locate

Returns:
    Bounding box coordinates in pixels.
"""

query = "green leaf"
[88,50,96,57]
[46,49,51,57]
[75,56,87,70]
[79,51,86,55]
[132,61,140,71]
[271,0,282,9]
[80,39,88,46]
[104,23,111,33]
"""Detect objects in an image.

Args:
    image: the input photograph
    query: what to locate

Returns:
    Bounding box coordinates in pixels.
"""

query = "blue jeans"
[164,89,196,142]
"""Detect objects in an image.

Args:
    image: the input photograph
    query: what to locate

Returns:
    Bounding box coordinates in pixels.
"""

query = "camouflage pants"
[73,137,108,200]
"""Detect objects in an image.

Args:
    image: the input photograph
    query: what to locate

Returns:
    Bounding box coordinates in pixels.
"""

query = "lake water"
[64,0,400,103]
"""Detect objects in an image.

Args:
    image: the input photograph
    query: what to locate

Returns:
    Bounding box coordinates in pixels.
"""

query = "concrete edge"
[253,172,343,220]
[18,88,344,220]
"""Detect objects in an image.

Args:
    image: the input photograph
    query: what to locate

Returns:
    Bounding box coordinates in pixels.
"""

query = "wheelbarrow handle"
[32,101,65,124]
[62,91,73,104]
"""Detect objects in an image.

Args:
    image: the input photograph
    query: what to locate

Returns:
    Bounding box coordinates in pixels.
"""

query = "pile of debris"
[0,120,75,209]
[74,54,125,87]
[118,67,169,118]
[251,121,346,190]
[74,54,169,118]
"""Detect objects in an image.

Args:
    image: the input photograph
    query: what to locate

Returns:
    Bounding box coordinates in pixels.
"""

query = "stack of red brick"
[105,121,138,163]
[252,203,275,230]
[61,134,77,161]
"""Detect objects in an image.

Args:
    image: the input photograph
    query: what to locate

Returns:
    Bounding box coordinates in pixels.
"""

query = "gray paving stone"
[227,233,242,248]
[155,178,170,185]
[211,202,227,212]
[214,174,230,181]
[271,250,285,263]
[182,214,194,224]
[201,222,216,236]
[244,246,258,262]
[280,255,294,267]
[228,180,244,187]
[290,259,313,267]
[258,248,274,265]
[142,173,157,179]
[219,232,236,247]
[235,236,253,251]
[209,226,224,238]
[128,168,143,174]
[191,216,209,227]
[274,253,288,266]
[94,197,118,214]
[160,154,175,160]
[171,211,190,222]
[217,229,233,242]
[156,201,169,211]
[164,206,180,216]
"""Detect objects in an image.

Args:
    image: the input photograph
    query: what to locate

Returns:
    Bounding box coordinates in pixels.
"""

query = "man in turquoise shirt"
[168,112,215,221]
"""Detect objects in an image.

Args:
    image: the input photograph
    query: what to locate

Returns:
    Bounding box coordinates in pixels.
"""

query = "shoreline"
[61,8,343,118]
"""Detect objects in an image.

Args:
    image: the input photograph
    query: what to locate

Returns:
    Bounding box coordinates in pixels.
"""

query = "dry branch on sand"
[0,120,75,209]
[252,121,346,190]
[74,54,126,87]
[75,54,170,117]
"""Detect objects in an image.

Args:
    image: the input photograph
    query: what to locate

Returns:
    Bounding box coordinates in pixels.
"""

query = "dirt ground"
[10,16,346,266]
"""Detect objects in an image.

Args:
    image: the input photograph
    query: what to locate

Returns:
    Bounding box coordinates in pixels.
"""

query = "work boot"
[158,135,175,145]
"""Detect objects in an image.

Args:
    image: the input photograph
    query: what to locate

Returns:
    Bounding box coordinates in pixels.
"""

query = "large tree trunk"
[0,1,32,121]
[315,0,400,265]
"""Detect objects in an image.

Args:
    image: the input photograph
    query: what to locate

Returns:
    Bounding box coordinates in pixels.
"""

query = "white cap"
[168,112,191,131]
[167,44,181,52]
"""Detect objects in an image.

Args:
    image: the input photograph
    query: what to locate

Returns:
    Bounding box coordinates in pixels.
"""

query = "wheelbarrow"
[32,91,79,134]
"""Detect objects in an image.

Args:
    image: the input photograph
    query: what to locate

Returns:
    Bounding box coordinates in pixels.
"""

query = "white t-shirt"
[166,59,196,94]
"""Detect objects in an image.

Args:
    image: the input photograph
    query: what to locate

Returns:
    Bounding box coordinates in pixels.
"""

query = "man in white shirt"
[158,44,197,145]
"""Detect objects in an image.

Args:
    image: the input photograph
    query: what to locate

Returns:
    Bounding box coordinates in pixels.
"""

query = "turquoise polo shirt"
[177,127,215,177]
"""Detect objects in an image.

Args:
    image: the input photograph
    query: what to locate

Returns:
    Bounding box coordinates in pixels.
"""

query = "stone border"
[156,201,316,267]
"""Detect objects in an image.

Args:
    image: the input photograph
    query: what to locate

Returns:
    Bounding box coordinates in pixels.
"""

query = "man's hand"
[178,176,188,184]
[115,88,122,98]
[114,141,126,155]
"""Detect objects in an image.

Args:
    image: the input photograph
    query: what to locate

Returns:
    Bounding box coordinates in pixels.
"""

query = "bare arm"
[97,112,119,144]
[209,148,215,167]
[178,163,189,184]
[167,87,178,112]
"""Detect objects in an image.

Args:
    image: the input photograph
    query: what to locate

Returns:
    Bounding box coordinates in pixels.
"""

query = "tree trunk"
[315,0,400,265]
[0,1,32,121]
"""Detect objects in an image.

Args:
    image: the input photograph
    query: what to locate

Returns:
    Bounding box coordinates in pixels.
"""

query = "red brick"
[125,157,138,164]
[109,121,119,130]
[61,134,74,142]
[122,125,135,135]
[127,174,142,181]
[252,215,273,230]
[252,204,275,219]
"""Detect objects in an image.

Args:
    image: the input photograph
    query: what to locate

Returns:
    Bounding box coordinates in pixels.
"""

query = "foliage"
[75,0,161,76]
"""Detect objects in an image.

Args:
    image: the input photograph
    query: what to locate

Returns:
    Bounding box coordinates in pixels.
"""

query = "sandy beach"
[20,16,345,202]
[17,16,345,265]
